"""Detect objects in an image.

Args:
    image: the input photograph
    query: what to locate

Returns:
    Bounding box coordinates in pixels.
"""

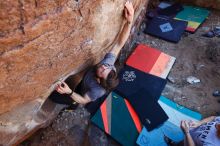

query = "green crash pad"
[91,92,142,146]
[175,6,210,32]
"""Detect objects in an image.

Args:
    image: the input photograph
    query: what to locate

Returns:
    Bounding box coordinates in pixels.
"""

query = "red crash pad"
[126,44,176,79]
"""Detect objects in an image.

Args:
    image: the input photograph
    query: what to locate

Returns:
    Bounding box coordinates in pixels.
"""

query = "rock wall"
[0,0,148,145]
[0,0,120,115]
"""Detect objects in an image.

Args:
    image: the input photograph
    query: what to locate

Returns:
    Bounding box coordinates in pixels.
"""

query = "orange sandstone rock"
[0,0,147,145]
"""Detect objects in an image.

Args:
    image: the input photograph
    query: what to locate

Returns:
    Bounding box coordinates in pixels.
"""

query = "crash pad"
[145,16,188,42]
[158,96,202,126]
[175,6,210,32]
[91,92,142,146]
[136,96,202,146]
[126,44,176,79]
[124,89,168,131]
[115,65,167,101]
[115,65,168,130]
[137,121,183,146]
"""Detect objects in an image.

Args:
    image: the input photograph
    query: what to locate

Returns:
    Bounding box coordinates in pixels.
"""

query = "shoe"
[203,31,215,38]
[213,90,220,97]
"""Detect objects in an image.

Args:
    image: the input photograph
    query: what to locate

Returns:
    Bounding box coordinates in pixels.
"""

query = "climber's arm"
[109,1,134,58]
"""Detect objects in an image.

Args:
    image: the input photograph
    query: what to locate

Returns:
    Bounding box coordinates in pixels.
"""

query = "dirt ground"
[19,9,220,146]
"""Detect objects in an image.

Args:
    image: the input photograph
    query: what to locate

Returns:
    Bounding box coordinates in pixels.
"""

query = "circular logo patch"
[122,71,136,82]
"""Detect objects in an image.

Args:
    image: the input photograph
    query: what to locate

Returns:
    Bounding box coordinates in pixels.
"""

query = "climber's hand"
[181,120,190,134]
[124,1,134,23]
[56,81,72,95]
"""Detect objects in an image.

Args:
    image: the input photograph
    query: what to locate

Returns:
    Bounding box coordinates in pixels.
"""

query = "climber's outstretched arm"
[109,1,134,58]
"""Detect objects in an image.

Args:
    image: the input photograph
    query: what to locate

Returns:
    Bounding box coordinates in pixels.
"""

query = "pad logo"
[160,23,173,32]
[139,135,150,145]
[113,95,118,99]
[122,71,136,82]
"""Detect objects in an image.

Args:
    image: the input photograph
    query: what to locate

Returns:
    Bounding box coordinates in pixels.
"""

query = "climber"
[53,1,134,105]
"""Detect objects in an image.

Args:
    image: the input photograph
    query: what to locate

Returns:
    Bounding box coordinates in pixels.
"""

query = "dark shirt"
[81,53,116,101]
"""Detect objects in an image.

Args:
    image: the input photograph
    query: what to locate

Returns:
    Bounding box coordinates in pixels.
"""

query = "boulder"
[0,0,148,145]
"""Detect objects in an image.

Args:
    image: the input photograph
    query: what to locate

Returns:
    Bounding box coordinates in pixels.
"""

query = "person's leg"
[75,81,83,95]
[49,91,73,105]
[49,90,79,110]
[84,95,107,117]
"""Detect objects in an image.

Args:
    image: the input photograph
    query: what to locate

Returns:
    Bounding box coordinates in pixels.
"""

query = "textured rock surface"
[0,0,147,145]
[0,0,122,114]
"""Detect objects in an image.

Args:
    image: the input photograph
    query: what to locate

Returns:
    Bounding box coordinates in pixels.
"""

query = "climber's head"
[95,64,119,90]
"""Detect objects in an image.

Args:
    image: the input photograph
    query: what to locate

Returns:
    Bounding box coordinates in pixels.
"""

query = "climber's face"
[96,64,111,79]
